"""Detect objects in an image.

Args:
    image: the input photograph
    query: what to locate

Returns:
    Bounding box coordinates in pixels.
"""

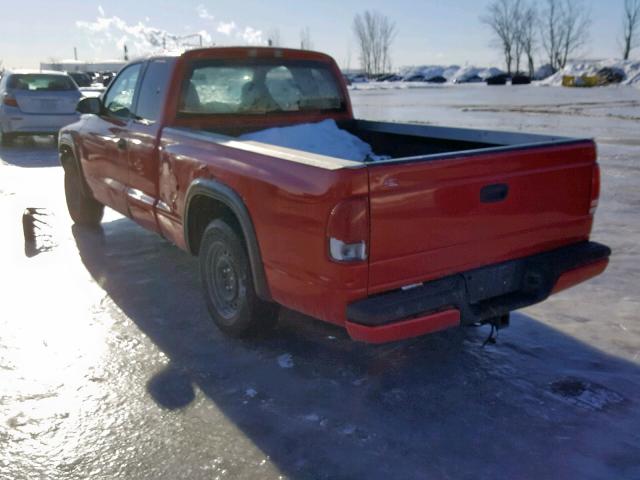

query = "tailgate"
[367,141,597,294]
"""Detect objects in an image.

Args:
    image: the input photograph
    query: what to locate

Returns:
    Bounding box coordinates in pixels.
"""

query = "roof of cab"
[144,46,335,63]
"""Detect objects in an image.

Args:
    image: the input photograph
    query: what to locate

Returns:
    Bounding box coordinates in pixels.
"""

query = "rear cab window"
[8,74,77,92]
[178,59,345,116]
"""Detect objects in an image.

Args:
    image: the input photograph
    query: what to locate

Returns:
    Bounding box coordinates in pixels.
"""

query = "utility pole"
[73,47,78,61]
[124,44,129,61]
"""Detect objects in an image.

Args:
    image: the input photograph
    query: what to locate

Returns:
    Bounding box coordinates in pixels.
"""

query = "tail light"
[589,163,600,215]
[3,94,18,107]
[326,197,369,262]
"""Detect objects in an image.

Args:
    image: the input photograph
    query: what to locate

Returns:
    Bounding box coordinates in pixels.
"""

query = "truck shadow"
[72,218,640,480]
[0,137,59,168]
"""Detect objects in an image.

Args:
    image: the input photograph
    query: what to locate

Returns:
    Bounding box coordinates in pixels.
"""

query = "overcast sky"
[0,0,633,70]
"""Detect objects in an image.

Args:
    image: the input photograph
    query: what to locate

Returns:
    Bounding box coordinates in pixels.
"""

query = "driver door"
[79,63,142,216]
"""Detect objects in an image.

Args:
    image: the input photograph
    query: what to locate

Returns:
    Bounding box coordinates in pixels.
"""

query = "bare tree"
[622,0,640,59]
[300,27,313,50]
[352,11,396,76]
[484,0,538,76]
[540,0,563,69]
[558,0,591,67]
[519,4,538,76]
[540,0,591,70]
[379,16,396,72]
[513,11,524,74]
[481,0,521,75]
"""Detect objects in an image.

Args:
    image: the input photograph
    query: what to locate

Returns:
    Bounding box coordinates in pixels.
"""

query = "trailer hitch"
[477,314,510,347]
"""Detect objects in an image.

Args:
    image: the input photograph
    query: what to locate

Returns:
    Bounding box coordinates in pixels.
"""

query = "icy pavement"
[1,85,639,479]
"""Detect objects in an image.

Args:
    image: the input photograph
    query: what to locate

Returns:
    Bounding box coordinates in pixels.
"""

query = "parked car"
[486,73,509,85]
[404,74,425,82]
[511,74,532,85]
[453,74,483,84]
[99,71,116,86]
[380,74,402,82]
[59,47,610,343]
[372,73,402,82]
[348,73,369,83]
[426,75,447,83]
[0,70,81,145]
[67,71,93,88]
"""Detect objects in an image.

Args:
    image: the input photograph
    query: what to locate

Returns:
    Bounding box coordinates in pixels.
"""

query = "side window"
[103,64,142,118]
[135,60,172,122]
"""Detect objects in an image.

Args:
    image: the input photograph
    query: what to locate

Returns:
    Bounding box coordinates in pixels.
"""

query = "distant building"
[39,59,126,73]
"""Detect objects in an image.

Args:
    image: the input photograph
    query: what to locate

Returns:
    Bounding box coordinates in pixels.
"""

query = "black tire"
[200,219,278,337]
[0,131,15,146]
[64,164,104,226]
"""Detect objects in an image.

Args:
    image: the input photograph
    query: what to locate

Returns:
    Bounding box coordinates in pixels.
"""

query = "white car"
[0,70,81,145]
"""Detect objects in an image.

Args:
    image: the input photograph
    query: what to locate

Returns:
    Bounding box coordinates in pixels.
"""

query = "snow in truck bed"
[238,119,387,162]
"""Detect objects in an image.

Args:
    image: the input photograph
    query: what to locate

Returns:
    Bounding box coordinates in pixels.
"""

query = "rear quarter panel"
[157,129,369,325]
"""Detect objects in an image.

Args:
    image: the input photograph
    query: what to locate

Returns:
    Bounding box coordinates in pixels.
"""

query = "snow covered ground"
[1,85,639,479]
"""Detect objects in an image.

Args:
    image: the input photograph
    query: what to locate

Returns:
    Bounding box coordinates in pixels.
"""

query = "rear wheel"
[64,164,104,226]
[200,219,278,337]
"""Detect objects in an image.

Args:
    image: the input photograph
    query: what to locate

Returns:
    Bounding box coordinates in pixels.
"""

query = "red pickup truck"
[59,47,610,343]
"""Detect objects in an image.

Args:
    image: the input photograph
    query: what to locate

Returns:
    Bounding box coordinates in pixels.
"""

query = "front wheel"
[200,219,278,337]
[64,165,104,226]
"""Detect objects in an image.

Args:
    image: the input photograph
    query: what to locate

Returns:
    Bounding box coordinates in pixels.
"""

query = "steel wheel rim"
[206,241,243,323]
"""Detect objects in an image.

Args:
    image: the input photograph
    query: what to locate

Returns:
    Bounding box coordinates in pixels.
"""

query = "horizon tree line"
[482,0,640,77]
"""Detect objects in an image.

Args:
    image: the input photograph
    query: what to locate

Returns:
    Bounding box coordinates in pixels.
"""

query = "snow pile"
[238,119,388,162]
[541,59,640,87]
[400,65,451,81]
[450,66,505,83]
[369,65,506,84]
[449,66,482,83]
[533,64,556,80]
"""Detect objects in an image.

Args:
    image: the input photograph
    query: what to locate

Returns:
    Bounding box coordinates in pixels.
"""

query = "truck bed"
[198,119,588,164]
[341,119,587,161]
[167,122,597,297]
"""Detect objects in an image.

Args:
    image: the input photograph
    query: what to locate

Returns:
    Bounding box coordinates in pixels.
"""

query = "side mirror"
[77,97,102,115]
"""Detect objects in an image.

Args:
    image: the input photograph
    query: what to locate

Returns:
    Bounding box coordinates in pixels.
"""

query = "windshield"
[179,59,345,115]
[8,74,77,91]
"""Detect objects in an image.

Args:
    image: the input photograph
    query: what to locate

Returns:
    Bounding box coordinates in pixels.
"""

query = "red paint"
[62,47,609,343]
[158,130,370,324]
[552,259,609,295]
[368,142,597,293]
[346,309,461,343]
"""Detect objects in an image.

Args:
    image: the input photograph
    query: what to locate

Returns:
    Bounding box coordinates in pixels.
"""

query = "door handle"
[480,183,509,203]
[117,138,127,150]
